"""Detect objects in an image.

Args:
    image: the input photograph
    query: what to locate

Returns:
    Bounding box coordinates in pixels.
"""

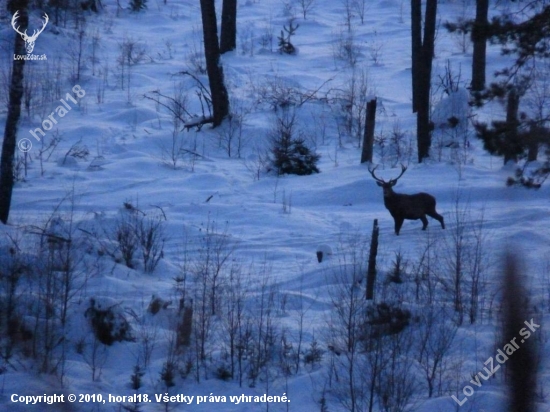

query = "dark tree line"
[447,1,550,187]
[474,4,550,187]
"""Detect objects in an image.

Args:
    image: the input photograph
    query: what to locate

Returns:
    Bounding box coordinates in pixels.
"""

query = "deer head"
[11,11,49,54]
[368,164,407,197]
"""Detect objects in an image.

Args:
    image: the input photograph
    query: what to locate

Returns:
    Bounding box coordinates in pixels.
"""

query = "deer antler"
[389,164,407,184]
[367,164,386,183]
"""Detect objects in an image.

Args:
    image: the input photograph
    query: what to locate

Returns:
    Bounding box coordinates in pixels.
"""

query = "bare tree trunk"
[361,98,377,164]
[526,124,542,162]
[0,4,28,224]
[220,0,237,54]
[471,0,489,92]
[200,0,230,126]
[411,0,422,113]
[504,88,520,164]
[415,0,437,163]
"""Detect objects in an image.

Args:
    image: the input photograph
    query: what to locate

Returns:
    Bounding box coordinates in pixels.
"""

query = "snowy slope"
[0,0,549,411]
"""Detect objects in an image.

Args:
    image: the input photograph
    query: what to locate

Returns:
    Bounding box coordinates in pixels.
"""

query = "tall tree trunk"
[0,4,28,224]
[504,88,520,164]
[200,0,230,126]
[416,0,437,163]
[361,98,377,164]
[220,0,237,54]
[526,124,542,162]
[471,0,489,92]
[416,82,432,162]
[411,0,422,113]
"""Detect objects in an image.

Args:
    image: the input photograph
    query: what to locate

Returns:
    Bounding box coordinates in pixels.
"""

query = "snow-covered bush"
[85,298,133,345]
[110,203,165,273]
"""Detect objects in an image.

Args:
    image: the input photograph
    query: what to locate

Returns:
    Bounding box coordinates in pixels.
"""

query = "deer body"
[369,165,445,235]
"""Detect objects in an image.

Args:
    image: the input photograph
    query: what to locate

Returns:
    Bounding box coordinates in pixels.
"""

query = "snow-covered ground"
[0,0,549,411]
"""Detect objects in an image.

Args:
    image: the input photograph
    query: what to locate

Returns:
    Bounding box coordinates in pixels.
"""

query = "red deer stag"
[368,164,445,235]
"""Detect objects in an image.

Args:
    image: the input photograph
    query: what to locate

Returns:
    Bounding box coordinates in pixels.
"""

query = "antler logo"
[11,11,49,54]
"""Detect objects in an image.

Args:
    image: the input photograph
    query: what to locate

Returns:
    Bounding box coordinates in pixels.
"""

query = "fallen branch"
[183,116,214,131]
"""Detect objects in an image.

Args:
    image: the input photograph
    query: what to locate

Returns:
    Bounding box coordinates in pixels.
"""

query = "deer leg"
[428,212,445,229]
[394,217,404,235]
[420,216,429,230]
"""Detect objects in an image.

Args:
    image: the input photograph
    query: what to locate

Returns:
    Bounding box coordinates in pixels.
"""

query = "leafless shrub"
[252,73,331,110]
[81,332,108,381]
[38,129,63,176]
[111,204,166,273]
[136,214,166,273]
[247,261,278,389]
[61,138,90,165]
[388,120,414,166]
[366,31,384,65]
[153,83,190,168]
[447,0,472,55]
[332,29,360,68]
[187,218,237,379]
[340,0,355,32]
[298,0,315,19]
[309,107,330,148]
[416,308,457,397]
[216,99,250,158]
[114,211,139,268]
[281,0,296,20]
[89,27,101,76]
[374,319,419,412]
[326,233,370,411]
[117,37,148,101]
[438,194,490,325]
[242,142,271,181]
[330,68,370,145]
[185,26,207,74]
[352,0,368,24]
[239,24,255,57]
[259,18,275,52]
[434,59,462,97]
[67,28,86,83]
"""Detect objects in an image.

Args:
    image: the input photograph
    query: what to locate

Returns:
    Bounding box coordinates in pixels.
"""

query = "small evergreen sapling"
[272,137,320,175]
[278,19,299,55]
[269,110,320,175]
